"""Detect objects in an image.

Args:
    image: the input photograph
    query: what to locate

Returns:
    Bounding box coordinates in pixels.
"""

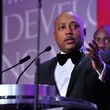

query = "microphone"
[19,55,31,64]
[16,46,51,84]
[38,45,51,56]
[1,55,31,73]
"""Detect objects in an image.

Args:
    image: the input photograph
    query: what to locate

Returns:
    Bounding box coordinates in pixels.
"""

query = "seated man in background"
[93,25,110,51]
[93,25,110,110]
[93,25,110,64]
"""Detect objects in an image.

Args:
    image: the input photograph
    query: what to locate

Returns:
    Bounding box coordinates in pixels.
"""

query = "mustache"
[64,35,76,42]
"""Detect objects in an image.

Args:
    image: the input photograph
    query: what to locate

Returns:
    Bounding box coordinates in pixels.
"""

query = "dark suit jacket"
[38,53,110,110]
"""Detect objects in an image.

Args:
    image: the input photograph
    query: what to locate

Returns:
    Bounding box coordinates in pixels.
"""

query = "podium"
[0,84,97,110]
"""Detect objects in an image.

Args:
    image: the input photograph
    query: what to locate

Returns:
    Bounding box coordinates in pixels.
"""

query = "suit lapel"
[49,57,57,84]
[49,57,61,95]
[66,55,88,96]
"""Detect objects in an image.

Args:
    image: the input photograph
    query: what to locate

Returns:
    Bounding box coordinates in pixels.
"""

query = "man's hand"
[86,40,104,73]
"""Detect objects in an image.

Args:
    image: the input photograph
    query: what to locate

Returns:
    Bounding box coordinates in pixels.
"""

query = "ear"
[83,28,86,36]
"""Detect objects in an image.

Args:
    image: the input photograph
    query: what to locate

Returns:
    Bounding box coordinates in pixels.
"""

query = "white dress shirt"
[54,58,74,96]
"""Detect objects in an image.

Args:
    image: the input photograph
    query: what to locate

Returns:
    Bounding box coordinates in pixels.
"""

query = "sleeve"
[96,63,106,82]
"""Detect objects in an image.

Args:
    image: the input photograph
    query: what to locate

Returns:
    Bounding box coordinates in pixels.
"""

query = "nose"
[66,26,73,35]
[98,42,106,50]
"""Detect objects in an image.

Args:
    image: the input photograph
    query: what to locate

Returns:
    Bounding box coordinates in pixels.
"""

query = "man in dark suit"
[38,11,110,110]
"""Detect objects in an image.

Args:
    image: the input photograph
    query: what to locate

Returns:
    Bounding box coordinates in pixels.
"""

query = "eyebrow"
[57,21,80,26]
[71,21,80,24]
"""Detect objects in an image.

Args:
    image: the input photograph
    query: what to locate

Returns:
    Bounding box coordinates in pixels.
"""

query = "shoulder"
[100,50,110,64]
[40,56,57,67]
[39,57,57,78]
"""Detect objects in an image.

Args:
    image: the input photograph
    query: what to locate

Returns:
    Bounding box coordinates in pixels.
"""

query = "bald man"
[94,25,110,50]
[38,11,110,110]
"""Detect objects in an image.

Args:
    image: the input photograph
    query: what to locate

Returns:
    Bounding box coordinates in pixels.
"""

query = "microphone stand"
[16,57,35,84]
[34,57,40,110]
[34,0,42,110]
[16,46,51,84]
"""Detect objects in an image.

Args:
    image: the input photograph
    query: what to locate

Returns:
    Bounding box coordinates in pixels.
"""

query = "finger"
[86,51,97,61]
[86,48,92,54]
[88,43,99,55]
[86,48,99,59]
[86,52,100,64]
[92,40,99,51]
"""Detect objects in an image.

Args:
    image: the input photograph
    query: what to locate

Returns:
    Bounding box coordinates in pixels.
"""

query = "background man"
[93,25,110,51]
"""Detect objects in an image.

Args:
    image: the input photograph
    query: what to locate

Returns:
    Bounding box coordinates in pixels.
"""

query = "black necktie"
[57,51,82,66]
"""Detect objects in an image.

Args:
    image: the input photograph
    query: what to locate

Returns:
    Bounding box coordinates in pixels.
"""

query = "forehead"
[54,12,83,28]
[95,28,110,38]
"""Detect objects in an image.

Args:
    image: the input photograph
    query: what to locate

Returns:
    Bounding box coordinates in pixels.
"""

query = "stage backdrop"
[2,0,96,84]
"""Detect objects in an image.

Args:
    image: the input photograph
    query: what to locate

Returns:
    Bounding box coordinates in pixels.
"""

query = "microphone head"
[45,46,51,52]
[38,46,52,56]
[19,55,31,64]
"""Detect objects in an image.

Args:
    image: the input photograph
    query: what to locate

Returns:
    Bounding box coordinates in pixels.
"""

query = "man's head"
[94,25,110,51]
[53,11,85,53]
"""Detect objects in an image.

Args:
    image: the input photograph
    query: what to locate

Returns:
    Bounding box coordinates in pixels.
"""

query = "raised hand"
[86,40,104,73]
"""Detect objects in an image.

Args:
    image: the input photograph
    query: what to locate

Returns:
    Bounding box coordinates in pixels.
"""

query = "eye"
[94,38,101,42]
[70,23,80,29]
[104,37,110,44]
[58,25,66,30]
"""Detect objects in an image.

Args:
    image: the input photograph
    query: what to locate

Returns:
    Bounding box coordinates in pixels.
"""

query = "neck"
[60,49,83,54]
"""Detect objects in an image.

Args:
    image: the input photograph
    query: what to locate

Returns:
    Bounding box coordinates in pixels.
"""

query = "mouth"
[64,37,76,44]
[65,40,74,44]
